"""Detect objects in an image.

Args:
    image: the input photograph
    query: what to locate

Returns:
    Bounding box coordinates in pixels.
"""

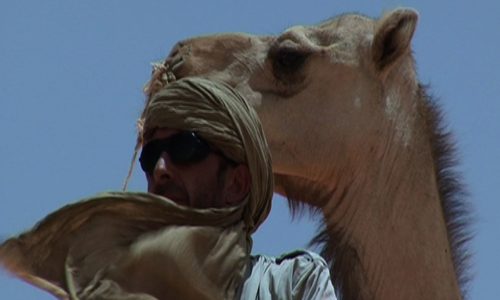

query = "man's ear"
[224,164,251,206]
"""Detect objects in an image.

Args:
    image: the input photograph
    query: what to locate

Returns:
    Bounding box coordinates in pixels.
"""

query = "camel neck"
[322,141,462,299]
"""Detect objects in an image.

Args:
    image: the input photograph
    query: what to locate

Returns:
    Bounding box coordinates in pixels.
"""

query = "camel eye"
[272,47,308,74]
[269,44,310,87]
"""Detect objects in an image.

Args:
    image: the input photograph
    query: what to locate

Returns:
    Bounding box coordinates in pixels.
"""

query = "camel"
[144,8,472,300]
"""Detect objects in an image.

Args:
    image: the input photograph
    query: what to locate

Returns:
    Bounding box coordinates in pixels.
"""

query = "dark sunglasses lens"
[139,132,211,173]
[139,140,162,173]
[167,132,210,164]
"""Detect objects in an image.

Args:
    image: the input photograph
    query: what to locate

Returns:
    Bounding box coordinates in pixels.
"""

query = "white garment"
[238,250,337,299]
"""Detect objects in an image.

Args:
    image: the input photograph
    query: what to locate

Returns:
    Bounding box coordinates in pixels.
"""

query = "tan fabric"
[0,192,249,299]
[0,77,274,299]
[139,77,274,233]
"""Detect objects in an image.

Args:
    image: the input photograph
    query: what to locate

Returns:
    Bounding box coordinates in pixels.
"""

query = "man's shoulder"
[252,249,328,268]
[274,249,327,265]
[248,249,330,286]
[239,250,335,299]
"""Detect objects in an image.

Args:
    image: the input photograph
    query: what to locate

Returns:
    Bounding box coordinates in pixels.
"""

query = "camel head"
[147,9,470,299]
[156,9,420,206]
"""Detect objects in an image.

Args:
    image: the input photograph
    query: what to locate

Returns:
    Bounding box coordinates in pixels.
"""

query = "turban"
[139,77,274,233]
[0,76,274,299]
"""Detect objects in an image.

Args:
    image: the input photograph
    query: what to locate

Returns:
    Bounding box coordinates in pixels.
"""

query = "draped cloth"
[0,78,274,299]
[140,77,273,233]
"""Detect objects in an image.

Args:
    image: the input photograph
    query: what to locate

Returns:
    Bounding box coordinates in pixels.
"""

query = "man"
[135,76,336,299]
[0,77,335,299]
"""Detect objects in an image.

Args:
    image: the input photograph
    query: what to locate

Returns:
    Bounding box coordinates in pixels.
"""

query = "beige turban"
[0,77,274,300]
[139,77,274,233]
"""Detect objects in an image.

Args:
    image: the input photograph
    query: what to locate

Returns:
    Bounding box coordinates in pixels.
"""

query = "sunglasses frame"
[139,131,212,174]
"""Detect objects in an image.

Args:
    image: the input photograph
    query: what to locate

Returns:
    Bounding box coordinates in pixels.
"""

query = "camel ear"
[371,8,418,72]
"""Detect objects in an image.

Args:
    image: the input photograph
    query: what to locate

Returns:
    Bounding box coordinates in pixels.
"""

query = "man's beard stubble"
[151,161,230,208]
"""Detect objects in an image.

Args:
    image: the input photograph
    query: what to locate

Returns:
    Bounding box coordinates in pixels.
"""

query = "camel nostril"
[169,56,184,72]
[176,40,185,48]
[168,41,183,57]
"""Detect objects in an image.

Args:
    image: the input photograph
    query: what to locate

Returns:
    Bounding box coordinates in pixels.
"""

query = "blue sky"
[0,1,498,299]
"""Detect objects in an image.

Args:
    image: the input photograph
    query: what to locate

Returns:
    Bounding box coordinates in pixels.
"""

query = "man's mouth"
[151,184,189,206]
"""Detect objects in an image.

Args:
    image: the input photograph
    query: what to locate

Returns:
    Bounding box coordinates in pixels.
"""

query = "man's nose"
[152,152,174,181]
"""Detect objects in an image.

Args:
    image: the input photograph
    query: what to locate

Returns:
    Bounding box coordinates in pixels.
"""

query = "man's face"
[143,128,250,209]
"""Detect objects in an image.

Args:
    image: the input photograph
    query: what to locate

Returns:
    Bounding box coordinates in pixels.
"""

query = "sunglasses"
[139,131,211,173]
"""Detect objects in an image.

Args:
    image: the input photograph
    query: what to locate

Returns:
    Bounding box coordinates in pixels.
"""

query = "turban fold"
[140,77,274,233]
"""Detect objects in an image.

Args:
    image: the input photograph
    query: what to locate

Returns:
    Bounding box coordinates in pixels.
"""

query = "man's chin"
[157,194,188,206]
[149,189,189,207]
[169,196,190,207]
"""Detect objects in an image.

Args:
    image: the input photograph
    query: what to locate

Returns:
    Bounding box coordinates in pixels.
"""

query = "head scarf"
[139,77,274,233]
[0,77,275,300]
